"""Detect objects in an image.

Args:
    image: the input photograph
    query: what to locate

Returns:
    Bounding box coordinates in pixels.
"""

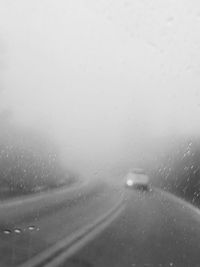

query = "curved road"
[0,182,122,267]
[60,187,200,267]
[1,182,200,267]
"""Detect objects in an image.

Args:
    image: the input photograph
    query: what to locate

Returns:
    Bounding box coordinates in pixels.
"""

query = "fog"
[1,0,200,177]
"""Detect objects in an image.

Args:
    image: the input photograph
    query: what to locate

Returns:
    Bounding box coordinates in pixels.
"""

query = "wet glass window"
[0,1,200,266]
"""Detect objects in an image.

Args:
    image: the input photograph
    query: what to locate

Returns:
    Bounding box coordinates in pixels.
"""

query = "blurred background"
[0,0,200,205]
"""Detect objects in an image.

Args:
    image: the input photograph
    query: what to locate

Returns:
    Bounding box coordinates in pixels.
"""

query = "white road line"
[18,195,125,267]
[46,202,125,267]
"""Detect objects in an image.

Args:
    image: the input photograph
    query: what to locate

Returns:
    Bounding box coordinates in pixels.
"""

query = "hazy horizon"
[1,0,200,175]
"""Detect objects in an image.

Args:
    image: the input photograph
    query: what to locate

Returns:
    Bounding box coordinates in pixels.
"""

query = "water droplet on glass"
[3,229,11,235]
[28,226,35,231]
[14,228,22,234]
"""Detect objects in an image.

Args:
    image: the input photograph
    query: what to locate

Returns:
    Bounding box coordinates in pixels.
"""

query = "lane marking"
[46,202,124,267]
[18,195,125,267]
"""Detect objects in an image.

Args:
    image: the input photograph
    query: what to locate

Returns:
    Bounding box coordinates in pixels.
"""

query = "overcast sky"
[1,0,200,172]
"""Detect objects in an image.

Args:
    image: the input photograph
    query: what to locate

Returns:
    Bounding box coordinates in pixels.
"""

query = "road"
[0,181,123,267]
[60,187,200,267]
[1,182,200,267]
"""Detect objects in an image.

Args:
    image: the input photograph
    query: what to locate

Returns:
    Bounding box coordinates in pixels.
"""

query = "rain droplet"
[3,229,11,235]
[14,228,22,234]
[28,226,35,231]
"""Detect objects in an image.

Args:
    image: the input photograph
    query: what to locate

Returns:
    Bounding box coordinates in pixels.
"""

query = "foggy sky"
[1,0,200,173]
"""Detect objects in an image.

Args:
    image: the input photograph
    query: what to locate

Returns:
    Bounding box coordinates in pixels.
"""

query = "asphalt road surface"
[1,182,200,267]
[0,181,122,267]
[61,187,200,267]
